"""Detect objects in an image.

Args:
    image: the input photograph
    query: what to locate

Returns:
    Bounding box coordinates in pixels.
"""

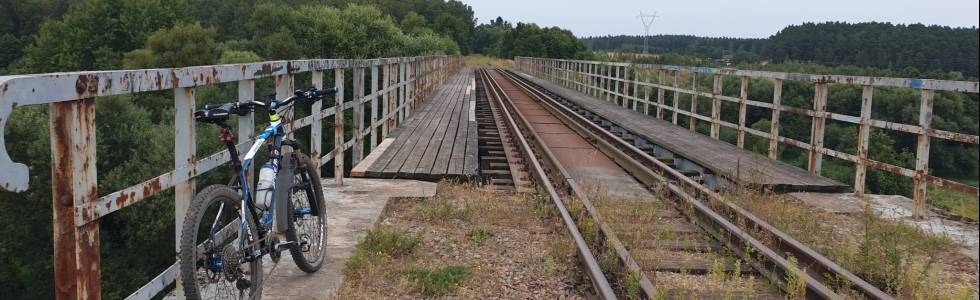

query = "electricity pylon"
[638,11,658,54]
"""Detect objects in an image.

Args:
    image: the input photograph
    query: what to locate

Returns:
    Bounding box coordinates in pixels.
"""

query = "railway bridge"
[0,54,977,299]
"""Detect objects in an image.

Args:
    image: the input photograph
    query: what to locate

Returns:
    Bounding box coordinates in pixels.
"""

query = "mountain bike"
[179,87,337,299]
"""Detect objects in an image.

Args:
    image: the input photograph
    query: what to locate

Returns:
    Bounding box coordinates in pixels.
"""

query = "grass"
[411,201,473,223]
[464,54,512,69]
[724,189,977,298]
[928,178,979,221]
[467,227,494,243]
[624,271,642,299]
[404,265,470,296]
[343,225,422,275]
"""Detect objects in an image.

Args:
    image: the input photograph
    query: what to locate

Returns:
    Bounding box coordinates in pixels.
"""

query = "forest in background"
[0,0,586,298]
[583,22,979,77]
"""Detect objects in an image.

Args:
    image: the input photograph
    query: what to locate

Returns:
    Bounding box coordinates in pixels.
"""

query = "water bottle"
[255,163,276,210]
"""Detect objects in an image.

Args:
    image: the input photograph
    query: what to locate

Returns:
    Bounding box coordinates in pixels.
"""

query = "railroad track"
[475,73,531,192]
[478,67,893,299]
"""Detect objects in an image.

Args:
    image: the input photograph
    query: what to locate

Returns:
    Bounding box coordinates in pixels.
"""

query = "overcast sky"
[463,0,980,38]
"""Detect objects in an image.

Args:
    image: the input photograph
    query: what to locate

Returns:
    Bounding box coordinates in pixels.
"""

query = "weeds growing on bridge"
[335,181,587,298]
[404,265,470,296]
[567,182,773,298]
[724,189,978,299]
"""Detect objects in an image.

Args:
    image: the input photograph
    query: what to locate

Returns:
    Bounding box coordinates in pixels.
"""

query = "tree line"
[0,0,586,298]
[583,22,979,77]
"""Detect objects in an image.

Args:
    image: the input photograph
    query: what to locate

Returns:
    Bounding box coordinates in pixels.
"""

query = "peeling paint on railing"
[0,55,461,299]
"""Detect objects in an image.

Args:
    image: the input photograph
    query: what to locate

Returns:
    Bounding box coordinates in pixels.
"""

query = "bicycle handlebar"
[195,87,338,124]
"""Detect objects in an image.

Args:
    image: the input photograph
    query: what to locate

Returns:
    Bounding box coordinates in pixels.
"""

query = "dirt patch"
[335,181,588,299]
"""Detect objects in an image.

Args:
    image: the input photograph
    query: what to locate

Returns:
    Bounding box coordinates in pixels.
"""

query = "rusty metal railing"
[0,55,461,299]
[516,56,978,218]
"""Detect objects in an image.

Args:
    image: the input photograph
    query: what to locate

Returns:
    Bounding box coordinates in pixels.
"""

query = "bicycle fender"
[274,155,295,233]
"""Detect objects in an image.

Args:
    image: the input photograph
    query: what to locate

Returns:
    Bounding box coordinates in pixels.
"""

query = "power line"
[637,10,658,54]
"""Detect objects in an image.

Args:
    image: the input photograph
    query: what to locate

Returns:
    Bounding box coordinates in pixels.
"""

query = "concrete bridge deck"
[351,68,479,180]
[515,71,849,193]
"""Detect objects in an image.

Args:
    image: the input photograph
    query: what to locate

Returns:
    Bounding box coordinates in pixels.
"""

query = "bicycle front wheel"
[285,153,327,273]
[179,185,263,299]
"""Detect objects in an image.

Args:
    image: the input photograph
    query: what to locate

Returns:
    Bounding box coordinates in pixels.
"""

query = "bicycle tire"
[284,153,327,273]
[179,185,263,299]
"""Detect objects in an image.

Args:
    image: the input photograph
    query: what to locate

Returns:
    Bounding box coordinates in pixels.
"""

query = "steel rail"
[499,69,894,300]
[477,69,618,299]
[483,68,660,298]
[506,68,891,299]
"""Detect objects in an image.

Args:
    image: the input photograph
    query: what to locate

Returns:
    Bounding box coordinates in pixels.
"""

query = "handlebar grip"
[307,87,339,98]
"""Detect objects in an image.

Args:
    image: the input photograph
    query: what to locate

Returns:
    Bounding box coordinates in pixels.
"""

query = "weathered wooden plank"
[461,78,480,178]
[416,73,466,176]
[364,69,459,175]
[447,88,470,176]
[381,75,458,175]
[364,82,449,175]
[351,138,394,177]
[398,74,462,176]
[356,69,478,179]
[430,71,473,176]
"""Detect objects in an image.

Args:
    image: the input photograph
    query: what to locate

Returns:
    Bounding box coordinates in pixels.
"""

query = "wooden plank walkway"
[351,68,479,180]
[516,72,848,193]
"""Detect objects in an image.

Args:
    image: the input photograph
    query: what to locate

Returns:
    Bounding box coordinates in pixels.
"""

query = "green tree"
[123,23,219,69]
[15,0,189,73]
[400,11,429,35]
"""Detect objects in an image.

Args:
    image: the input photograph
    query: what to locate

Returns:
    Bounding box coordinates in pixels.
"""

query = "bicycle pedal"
[275,241,298,251]
[236,278,251,291]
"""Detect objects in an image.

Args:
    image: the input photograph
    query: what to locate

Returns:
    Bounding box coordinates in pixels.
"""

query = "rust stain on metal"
[74,75,99,97]
[254,63,284,76]
[141,179,163,201]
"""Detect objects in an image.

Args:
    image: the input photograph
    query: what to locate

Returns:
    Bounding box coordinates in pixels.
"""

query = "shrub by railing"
[516,56,978,217]
[0,55,461,298]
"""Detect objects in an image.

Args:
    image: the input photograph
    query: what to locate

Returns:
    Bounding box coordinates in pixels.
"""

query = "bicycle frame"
[237,117,286,250]
[206,110,290,265]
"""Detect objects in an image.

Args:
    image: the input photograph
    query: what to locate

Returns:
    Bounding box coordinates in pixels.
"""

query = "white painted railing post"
[657,69,666,119]
[913,89,935,218]
[808,83,828,174]
[309,72,323,168]
[382,63,391,138]
[710,74,722,139]
[854,85,873,196]
[50,98,100,300]
[633,68,642,111]
[370,65,379,150]
[334,68,345,186]
[352,67,365,166]
[174,87,196,253]
[239,79,256,178]
[737,76,749,148]
[769,79,783,159]
[672,71,680,125]
[399,62,407,123]
[689,72,698,131]
[276,74,294,139]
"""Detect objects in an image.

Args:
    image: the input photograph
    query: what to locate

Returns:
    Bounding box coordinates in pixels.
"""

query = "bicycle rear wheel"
[285,153,327,273]
[180,185,263,299]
